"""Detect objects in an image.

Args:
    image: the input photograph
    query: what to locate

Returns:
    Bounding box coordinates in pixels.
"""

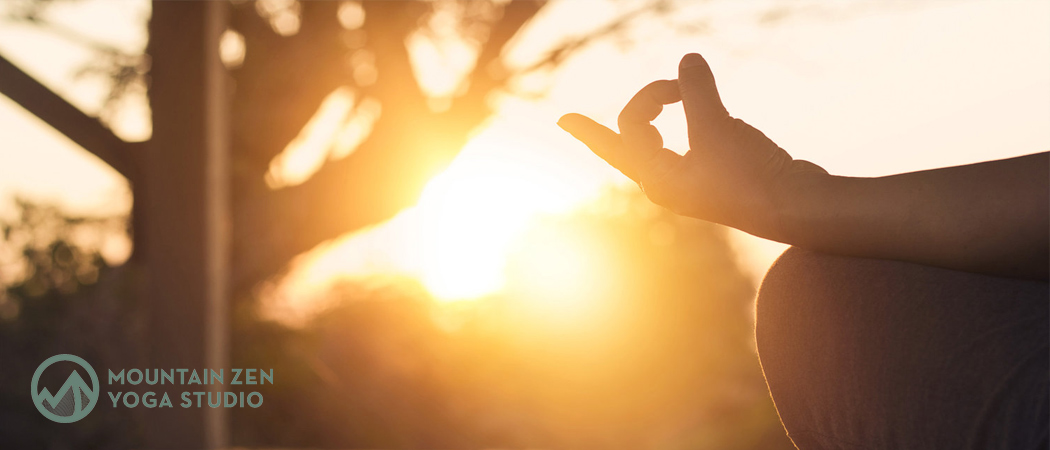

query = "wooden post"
[144,2,230,448]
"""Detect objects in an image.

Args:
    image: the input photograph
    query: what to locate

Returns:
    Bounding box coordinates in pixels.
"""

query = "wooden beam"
[0,55,137,181]
[202,2,231,447]
[142,2,230,448]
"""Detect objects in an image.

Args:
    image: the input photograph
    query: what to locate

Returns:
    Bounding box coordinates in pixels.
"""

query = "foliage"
[0,200,141,449]
[233,189,794,449]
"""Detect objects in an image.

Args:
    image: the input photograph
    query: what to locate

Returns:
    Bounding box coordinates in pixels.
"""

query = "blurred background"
[0,0,1046,449]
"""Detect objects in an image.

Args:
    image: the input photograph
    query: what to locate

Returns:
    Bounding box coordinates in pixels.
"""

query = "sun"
[418,135,581,301]
[263,124,610,322]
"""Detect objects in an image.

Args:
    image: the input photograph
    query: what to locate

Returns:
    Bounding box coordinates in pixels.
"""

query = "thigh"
[755,248,1048,450]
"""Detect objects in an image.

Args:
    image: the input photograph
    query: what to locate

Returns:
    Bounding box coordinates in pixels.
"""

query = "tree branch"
[454,0,545,113]
[512,0,667,79]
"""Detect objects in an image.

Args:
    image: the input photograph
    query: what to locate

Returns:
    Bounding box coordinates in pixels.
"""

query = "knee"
[754,249,1050,449]
[754,246,887,357]
[753,247,876,445]
[753,248,834,384]
[754,246,822,319]
[754,247,840,358]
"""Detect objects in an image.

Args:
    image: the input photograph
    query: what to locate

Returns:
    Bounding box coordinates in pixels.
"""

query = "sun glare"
[506,227,608,321]
[265,127,599,320]
[419,136,581,301]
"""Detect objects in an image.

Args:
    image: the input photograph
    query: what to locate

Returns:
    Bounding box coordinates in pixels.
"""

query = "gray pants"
[756,248,1048,450]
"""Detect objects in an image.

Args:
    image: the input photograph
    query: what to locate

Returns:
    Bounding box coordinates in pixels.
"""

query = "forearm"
[776,152,1049,280]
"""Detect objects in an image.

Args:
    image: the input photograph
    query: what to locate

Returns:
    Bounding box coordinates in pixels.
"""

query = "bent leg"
[755,248,1048,450]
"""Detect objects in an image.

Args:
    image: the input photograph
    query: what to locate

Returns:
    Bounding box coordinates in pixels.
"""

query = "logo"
[31,354,99,423]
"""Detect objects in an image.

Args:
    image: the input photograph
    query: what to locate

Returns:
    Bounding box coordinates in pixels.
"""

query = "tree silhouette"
[230,1,537,287]
[0,1,672,447]
[2,0,671,284]
[226,1,674,290]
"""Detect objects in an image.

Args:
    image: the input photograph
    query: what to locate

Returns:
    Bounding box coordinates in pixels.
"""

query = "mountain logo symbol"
[31,354,100,423]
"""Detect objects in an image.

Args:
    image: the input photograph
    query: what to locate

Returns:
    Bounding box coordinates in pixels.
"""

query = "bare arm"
[780,153,1048,279]
[559,53,1049,280]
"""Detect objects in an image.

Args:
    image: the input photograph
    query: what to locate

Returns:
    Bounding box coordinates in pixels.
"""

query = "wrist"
[768,167,834,246]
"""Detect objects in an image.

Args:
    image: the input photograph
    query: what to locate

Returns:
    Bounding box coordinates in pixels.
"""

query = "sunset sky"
[1,0,1047,309]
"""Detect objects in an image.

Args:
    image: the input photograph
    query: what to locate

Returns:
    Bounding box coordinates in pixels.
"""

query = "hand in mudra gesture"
[559,53,825,241]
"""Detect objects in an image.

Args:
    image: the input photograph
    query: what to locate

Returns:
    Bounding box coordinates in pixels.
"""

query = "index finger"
[617,80,681,167]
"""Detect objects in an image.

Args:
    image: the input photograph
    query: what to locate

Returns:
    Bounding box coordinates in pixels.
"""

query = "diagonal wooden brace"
[0,54,138,182]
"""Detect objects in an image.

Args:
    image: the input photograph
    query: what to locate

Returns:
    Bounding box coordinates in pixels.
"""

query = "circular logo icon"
[31,354,99,423]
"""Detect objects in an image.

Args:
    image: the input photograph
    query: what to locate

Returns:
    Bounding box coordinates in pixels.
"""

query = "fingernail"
[680,53,705,69]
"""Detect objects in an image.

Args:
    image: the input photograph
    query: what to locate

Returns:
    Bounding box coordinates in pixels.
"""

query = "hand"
[558,53,826,240]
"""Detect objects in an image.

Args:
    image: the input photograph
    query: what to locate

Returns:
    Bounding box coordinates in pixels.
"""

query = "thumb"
[678,53,729,148]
